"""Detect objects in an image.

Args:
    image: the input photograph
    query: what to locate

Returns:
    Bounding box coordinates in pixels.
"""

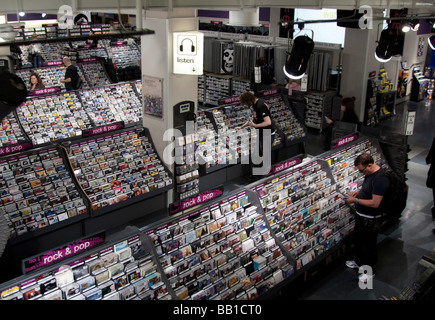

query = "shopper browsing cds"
[60,56,81,91]
[236,91,276,177]
[345,153,389,282]
[28,72,45,91]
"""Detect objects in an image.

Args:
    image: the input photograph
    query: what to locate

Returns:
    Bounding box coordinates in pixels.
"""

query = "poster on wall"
[220,42,234,74]
[142,75,164,119]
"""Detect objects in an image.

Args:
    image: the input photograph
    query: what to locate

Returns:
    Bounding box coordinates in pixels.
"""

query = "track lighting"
[283,35,314,79]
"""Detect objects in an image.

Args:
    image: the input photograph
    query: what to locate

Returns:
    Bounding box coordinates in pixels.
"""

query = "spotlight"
[402,22,411,32]
[283,35,314,80]
[410,19,420,31]
[18,11,25,17]
[375,28,398,63]
[429,35,435,50]
[42,13,46,18]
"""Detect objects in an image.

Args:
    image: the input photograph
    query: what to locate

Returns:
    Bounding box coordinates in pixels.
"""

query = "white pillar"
[141,9,199,172]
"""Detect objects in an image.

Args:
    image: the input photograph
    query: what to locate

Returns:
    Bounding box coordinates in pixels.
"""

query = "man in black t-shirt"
[236,91,276,177]
[60,56,79,91]
[345,153,389,282]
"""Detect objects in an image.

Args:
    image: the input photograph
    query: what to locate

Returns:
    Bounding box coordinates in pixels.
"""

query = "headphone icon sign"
[179,38,195,53]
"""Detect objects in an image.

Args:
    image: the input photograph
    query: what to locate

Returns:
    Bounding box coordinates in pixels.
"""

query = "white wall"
[141,11,198,174]
[340,26,381,121]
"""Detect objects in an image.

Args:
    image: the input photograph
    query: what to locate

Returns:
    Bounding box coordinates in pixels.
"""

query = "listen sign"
[173,31,204,75]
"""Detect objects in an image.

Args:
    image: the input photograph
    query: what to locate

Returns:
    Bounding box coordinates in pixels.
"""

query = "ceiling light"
[41,13,46,18]
[283,35,314,80]
[407,18,420,31]
[402,22,410,32]
[18,11,25,17]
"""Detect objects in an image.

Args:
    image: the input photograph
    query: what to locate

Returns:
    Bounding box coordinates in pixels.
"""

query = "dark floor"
[295,98,435,300]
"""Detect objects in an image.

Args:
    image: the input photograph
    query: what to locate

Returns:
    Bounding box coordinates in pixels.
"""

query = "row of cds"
[203,38,235,74]
[0,125,172,239]
[6,81,143,147]
[0,235,171,300]
[18,38,141,71]
[0,135,390,300]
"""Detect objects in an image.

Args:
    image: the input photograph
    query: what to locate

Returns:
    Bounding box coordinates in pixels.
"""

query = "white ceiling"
[1,0,435,15]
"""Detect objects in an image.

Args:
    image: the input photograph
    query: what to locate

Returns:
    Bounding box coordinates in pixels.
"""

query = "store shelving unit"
[304,90,336,132]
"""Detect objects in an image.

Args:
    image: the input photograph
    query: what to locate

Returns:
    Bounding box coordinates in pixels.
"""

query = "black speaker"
[337,9,364,29]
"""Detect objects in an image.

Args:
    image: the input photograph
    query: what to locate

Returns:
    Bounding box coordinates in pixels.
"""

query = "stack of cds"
[16,92,93,145]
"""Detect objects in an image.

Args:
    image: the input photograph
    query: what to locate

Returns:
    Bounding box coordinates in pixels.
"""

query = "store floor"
[287,98,435,300]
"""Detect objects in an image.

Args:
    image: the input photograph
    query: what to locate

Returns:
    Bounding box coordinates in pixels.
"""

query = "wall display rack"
[200,32,342,92]
[203,38,234,75]
[304,90,337,131]
[173,133,200,201]
[231,77,252,97]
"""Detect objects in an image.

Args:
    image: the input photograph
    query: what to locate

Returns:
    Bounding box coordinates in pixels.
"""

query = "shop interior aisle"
[283,99,435,300]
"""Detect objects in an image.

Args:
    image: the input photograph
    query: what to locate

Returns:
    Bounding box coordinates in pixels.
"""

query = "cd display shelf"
[15,58,114,93]
[8,81,144,148]
[0,124,173,252]
[173,132,200,201]
[0,133,396,300]
[0,143,90,245]
[197,91,306,170]
[0,228,172,301]
[197,73,262,107]
[16,37,140,82]
[304,90,337,132]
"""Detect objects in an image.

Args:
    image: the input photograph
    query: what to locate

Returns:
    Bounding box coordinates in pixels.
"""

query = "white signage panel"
[173,31,204,75]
